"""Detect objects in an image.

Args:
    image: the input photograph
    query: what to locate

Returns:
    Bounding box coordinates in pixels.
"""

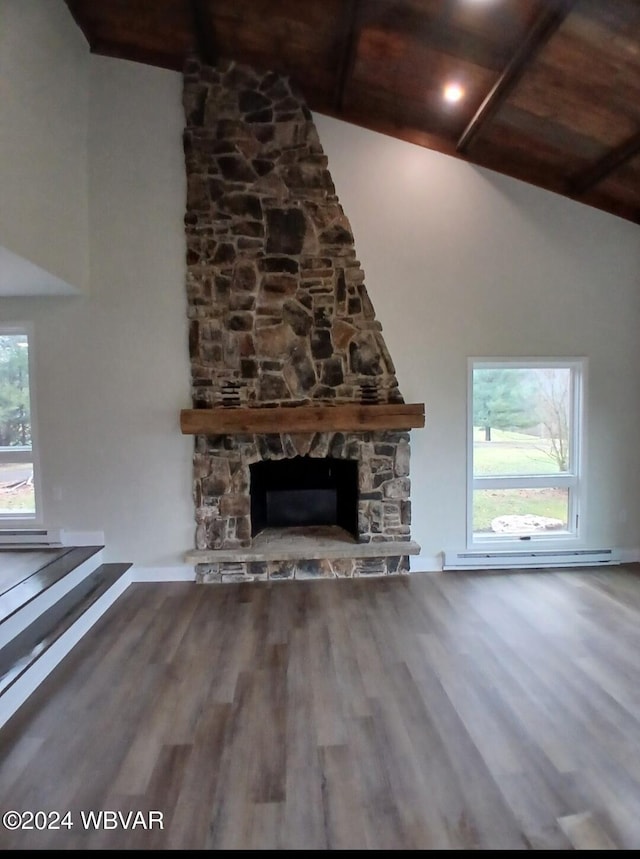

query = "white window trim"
[467,357,587,550]
[0,322,43,527]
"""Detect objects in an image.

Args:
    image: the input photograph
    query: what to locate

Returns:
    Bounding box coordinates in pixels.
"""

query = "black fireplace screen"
[250,456,358,538]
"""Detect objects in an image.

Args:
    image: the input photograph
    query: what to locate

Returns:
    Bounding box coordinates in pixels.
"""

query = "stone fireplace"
[180,57,424,583]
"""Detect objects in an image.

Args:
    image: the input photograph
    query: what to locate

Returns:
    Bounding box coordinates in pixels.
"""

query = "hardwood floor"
[1,566,640,849]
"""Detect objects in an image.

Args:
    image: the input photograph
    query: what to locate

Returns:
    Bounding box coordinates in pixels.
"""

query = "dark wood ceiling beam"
[456,0,576,155]
[568,130,640,195]
[334,0,361,113]
[191,0,218,67]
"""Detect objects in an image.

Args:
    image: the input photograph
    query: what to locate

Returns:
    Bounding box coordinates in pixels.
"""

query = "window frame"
[0,322,43,526]
[467,357,586,548]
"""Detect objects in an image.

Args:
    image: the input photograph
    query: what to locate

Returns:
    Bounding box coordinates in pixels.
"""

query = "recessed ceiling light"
[443,82,464,104]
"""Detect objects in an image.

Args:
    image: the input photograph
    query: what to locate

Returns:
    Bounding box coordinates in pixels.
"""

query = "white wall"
[0,0,89,293]
[315,114,640,568]
[1,54,193,567]
[3,0,640,570]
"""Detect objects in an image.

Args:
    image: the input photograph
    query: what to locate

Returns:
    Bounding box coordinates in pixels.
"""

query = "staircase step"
[0,562,132,730]
[0,546,104,624]
[0,548,69,597]
[0,563,130,692]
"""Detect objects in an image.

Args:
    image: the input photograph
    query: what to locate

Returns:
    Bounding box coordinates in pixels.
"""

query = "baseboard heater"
[0,528,62,546]
[443,547,620,571]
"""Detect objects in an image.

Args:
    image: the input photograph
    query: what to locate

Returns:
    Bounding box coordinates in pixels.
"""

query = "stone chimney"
[182,58,421,583]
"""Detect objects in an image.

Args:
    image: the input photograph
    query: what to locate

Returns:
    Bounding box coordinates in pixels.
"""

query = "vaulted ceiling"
[65,0,640,226]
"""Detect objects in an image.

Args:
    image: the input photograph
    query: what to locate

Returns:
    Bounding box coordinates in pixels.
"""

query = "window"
[468,358,585,545]
[0,326,40,523]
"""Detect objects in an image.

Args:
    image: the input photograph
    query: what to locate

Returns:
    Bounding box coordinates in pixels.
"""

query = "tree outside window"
[0,331,38,519]
[469,360,583,542]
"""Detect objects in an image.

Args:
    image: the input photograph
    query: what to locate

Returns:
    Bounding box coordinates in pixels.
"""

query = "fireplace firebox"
[250,456,358,539]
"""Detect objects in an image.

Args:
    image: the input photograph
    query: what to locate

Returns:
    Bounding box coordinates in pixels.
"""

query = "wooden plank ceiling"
[65,0,640,226]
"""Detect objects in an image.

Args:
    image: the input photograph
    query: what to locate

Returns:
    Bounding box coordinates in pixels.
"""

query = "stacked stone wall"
[183,58,403,409]
[183,58,415,578]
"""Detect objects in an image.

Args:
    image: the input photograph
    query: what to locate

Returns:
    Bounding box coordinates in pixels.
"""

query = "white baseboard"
[617,548,640,565]
[59,529,106,547]
[0,527,62,546]
[410,555,443,573]
[130,565,196,582]
[441,545,634,571]
[0,528,105,548]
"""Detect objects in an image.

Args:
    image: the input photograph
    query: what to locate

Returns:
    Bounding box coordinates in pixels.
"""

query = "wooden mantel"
[180,402,425,435]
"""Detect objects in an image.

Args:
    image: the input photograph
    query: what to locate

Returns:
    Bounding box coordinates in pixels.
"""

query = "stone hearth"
[182,57,422,582]
[188,525,418,584]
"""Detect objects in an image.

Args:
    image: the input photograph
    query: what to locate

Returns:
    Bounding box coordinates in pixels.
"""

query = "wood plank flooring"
[1,566,640,849]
